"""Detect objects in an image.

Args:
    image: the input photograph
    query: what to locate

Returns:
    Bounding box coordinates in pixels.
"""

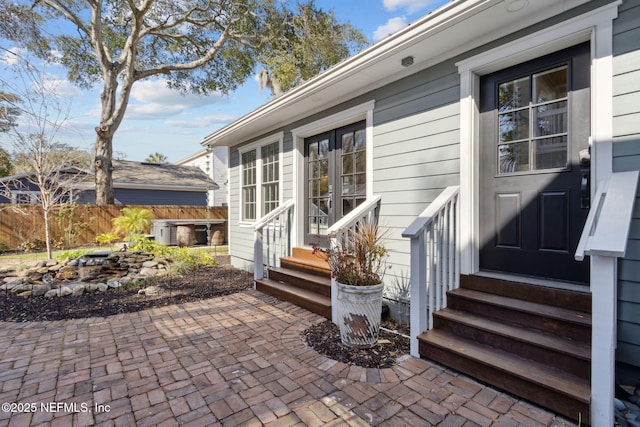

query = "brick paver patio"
[0,290,580,426]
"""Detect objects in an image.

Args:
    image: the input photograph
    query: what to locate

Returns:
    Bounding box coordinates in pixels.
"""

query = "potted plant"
[313,219,389,348]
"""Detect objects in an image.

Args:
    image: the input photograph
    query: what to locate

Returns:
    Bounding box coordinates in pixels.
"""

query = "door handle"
[580,172,590,209]
[579,147,590,209]
[328,185,333,213]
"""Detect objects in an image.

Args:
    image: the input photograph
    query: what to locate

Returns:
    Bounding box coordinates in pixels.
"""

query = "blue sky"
[0,0,448,163]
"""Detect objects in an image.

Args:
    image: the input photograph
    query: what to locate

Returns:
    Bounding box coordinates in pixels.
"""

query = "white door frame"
[456,2,619,277]
[291,100,375,248]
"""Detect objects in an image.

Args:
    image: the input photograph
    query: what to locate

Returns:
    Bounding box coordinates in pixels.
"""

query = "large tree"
[0,91,19,176]
[0,0,367,205]
[0,90,21,133]
[259,1,368,95]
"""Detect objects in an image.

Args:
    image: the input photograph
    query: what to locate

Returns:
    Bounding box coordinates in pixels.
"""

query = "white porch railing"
[327,195,382,322]
[253,199,295,281]
[402,186,460,358]
[574,170,639,427]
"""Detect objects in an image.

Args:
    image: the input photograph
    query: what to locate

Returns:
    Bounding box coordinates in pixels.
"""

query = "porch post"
[410,232,427,358]
[331,234,338,323]
[254,229,264,282]
[590,255,616,427]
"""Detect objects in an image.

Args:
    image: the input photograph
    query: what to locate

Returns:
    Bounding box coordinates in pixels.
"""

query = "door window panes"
[497,66,568,174]
[308,139,331,236]
[340,128,367,216]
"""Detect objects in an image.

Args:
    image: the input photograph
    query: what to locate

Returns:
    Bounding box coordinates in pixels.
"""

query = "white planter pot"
[336,281,384,348]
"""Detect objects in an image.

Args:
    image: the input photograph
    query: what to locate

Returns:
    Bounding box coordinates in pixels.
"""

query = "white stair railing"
[327,195,382,322]
[574,171,639,427]
[402,186,460,358]
[253,199,294,281]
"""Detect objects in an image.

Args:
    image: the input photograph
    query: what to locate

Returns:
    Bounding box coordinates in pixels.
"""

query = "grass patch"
[0,245,228,263]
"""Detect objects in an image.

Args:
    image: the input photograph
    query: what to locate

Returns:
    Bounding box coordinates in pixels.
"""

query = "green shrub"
[112,207,154,236]
[96,232,121,245]
[128,234,173,256]
[59,248,92,261]
[129,236,217,273]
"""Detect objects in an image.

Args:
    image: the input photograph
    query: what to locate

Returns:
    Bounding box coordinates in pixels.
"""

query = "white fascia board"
[175,149,210,165]
[201,0,591,149]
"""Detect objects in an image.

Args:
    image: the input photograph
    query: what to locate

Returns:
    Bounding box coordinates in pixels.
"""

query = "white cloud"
[41,76,83,98]
[165,114,237,129]
[126,79,226,120]
[0,47,25,65]
[373,17,408,42]
[383,0,440,14]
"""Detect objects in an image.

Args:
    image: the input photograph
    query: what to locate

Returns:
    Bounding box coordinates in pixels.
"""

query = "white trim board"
[291,100,376,247]
[456,2,619,276]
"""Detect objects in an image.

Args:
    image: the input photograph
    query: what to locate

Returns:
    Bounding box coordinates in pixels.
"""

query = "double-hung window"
[241,151,257,221]
[240,135,282,223]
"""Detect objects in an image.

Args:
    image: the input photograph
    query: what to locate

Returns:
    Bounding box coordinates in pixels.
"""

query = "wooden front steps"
[255,248,332,318]
[419,275,592,424]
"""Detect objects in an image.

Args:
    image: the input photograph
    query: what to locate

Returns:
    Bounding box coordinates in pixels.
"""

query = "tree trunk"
[94,132,114,205]
[94,69,119,205]
[43,207,52,260]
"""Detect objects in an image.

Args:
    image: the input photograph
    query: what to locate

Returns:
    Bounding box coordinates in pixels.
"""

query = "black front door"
[305,121,366,246]
[479,43,590,284]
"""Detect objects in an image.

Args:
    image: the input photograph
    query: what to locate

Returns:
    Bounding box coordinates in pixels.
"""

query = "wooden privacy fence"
[0,204,227,250]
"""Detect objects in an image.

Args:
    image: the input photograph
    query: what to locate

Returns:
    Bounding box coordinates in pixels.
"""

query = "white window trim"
[456,2,619,276]
[291,100,375,247]
[238,132,284,226]
[12,190,40,204]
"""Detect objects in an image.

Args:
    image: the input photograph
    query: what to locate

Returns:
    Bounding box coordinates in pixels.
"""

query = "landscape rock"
[119,276,134,286]
[44,289,59,298]
[2,277,25,288]
[138,285,161,296]
[56,265,79,280]
[85,283,99,293]
[11,283,33,294]
[138,267,158,278]
[1,250,175,301]
[32,285,51,297]
[59,286,73,297]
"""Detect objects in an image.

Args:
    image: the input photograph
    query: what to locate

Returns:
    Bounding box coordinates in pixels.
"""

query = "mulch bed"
[1,263,410,368]
[303,319,410,369]
[0,265,253,322]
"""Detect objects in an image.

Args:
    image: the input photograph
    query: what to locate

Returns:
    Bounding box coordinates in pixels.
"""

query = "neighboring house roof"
[0,160,218,192]
[201,0,587,148]
[109,160,218,191]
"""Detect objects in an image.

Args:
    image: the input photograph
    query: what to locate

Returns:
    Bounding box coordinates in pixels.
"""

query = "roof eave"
[201,0,592,148]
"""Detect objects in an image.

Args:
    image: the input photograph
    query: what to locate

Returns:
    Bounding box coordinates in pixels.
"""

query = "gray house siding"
[226,63,462,274]
[228,135,295,271]
[114,189,207,206]
[225,4,638,371]
[73,189,207,206]
[613,0,640,368]
[372,62,461,277]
